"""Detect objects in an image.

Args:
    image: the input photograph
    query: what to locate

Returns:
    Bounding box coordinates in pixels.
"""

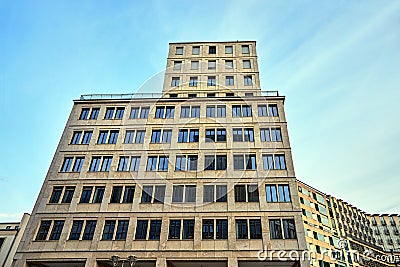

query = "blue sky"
[1,0,399,222]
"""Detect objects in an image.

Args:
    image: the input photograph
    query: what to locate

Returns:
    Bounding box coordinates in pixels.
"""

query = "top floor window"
[242,45,250,54]
[232,105,252,117]
[176,47,183,55]
[258,104,279,117]
[209,46,216,54]
[243,60,251,69]
[173,61,182,70]
[79,107,100,120]
[192,46,200,55]
[225,46,233,54]
[104,107,125,120]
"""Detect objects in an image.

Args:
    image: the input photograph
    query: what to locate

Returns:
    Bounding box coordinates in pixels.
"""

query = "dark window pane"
[202,219,214,239]
[283,219,297,239]
[216,219,228,239]
[79,108,89,120]
[82,220,97,240]
[183,220,195,239]
[249,219,262,239]
[235,185,246,202]
[203,185,214,203]
[36,220,51,240]
[49,220,65,240]
[61,187,75,203]
[115,220,129,240]
[110,186,123,203]
[102,220,116,240]
[247,185,259,202]
[153,186,165,203]
[123,186,135,203]
[80,186,93,203]
[149,220,162,240]
[141,186,153,203]
[168,220,181,239]
[93,187,105,203]
[270,219,283,239]
[69,220,84,240]
[135,220,148,240]
[236,219,248,239]
[49,187,63,203]
[216,185,227,202]
[172,185,184,202]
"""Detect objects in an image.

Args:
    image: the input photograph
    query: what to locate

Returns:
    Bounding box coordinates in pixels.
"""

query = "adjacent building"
[12,41,307,267]
[297,180,400,267]
[0,213,30,267]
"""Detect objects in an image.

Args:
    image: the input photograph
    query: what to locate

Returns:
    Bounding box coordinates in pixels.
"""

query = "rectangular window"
[191,106,200,118]
[205,129,215,142]
[236,219,248,239]
[154,186,166,203]
[80,186,93,203]
[158,156,169,171]
[185,185,196,202]
[203,185,214,203]
[130,107,140,119]
[61,157,73,172]
[101,156,112,171]
[216,128,226,142]
[266,185,278,202]
[108,130,119,143]
[269,219,283,239]
[104,108,115,119]
[115,220,129,240]
[216,155,227,170]
[192,46,200,55]
[204,155,215,170]
[61,186,75,203]
[226,76,234,86]
[260,128,271,142]
[249,219,262,239]
[202,219,214,239]
[102,220,116,240]
[247,185,259,202]
[149,220,162,240]
[115,107,125,119]
[242,45,250,54]
[36,220,52,240]
[130,156,140,171]
[171,77,180,87]
[49,220,64,240]
[208,60,216,70]
[168,220,181,239]
[165,106,175,118]
[244,75,253,85]
[183,220,195,239]
[172,185,184,202]
[232,105,252,117]
[283,219,297,239]
[82,131,92,144]
[72,157,84,172]
[233,128,243,142]
[151,130,161,143]
[155,106,175,118]
[225,45,233,54]
[207,76,216,86]
[176,47,183,55]
[178,129,188,143]
[180,106,190,118]
[271,128,282,141]
[97,131,108,144]
[233,155,244,170]
[243,60,251,69]
[206,106,215,117]
[93,187,105,203]
[244,128,254,141]
[146,156,157,171]
[135,130,145,143]
[278,185,291,202]
[82,220,97,240]
[90,108,100,120]
[141,186,153,203]
[225,60,233,68]
[135,220,148,240]
[69,220,84,240]
[173,61,182,70]
[209,46,216,54]
[188,155,198,171]
[216,185,227,202]
[216,219,228,239]
[49,186,63,203]
[110,186,123,203]
[123,186,135,203]
[217,105,226,117]
[79,108,90,120]
[275,155,286,170]
[140,107,150,118]
[189,129,199,142]
[71,131,82,144]
[245,154,257,170]
[118,156,129,171]
[189,76,198,86]
[262,154,274,170]
[258,105,268,116]
[235,185,246,202]
[191,60,199,70]
[269,104,279,116]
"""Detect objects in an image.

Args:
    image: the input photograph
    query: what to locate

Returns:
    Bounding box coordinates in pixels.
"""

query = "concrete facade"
[12,41,307,267]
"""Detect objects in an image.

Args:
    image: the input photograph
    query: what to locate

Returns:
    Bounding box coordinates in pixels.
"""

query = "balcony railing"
[79,90,279,100]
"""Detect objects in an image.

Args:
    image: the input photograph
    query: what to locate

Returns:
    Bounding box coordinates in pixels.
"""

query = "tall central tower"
[13,41,307,267]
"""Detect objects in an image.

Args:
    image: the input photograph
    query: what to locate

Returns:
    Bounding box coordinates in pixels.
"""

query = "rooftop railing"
[79,90,279,100]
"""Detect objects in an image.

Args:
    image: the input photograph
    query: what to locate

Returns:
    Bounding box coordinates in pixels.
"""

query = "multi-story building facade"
[297,180,400,267]
[0,213,30,267]
[12,41,307,267]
